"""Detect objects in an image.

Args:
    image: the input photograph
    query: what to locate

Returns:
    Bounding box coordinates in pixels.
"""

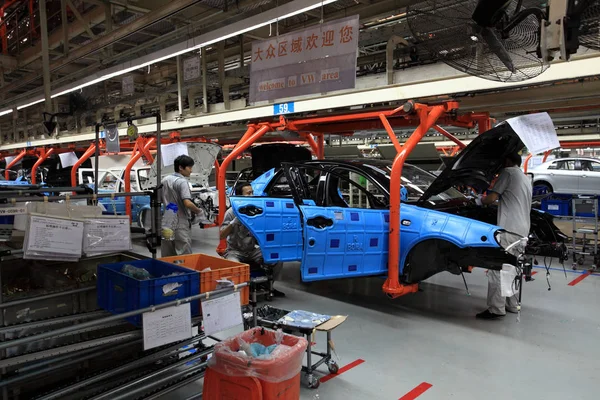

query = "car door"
[579,160,600,195]
[548,160,580,194]
[229,173,303,263]
[285,164,389,282]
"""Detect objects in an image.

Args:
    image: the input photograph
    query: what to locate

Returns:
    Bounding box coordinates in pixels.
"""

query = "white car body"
[529,157,600,195]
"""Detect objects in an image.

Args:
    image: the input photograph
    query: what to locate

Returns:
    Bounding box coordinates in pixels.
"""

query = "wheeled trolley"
[244,305,345,389]
[571,196,599,270]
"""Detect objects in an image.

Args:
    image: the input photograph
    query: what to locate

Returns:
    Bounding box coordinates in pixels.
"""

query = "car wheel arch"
[533,180,553,192]
[400,238,466,283]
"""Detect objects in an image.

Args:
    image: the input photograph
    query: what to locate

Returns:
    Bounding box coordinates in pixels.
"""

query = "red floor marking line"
[531,271,538,276]
[319,359,365,384]
[568,271,591,286]
[399,382,433,400]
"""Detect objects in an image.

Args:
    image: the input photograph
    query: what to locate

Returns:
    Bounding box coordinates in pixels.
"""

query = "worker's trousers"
[161,224,192,257]
[224,247,283,281]
[487,268,519,315]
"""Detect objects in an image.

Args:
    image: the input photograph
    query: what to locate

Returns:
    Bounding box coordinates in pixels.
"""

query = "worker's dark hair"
[174,155,194,173]
[235,182,252,195]
[505,152,522,167]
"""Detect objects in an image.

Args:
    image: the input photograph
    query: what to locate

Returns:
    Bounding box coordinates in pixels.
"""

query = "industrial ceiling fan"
[577,0,600,51]
[407,0,549,82]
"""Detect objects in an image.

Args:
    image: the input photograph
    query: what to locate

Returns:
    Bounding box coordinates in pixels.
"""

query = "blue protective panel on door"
[251,168,276,196]
[300,205,389,281]
[230,197,302,262]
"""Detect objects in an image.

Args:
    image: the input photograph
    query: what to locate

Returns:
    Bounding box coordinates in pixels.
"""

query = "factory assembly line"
[1,0,600,399]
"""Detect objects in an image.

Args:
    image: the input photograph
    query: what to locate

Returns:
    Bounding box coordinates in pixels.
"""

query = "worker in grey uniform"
[476,152,532,320]
[161,155,202,257]
[220,182,285,297]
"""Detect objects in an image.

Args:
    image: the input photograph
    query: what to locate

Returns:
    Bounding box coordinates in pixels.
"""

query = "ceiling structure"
[0,0,599,150]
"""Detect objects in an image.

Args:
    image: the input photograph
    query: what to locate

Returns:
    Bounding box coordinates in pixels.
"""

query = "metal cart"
[243,305,340,389]
[571,196,599,270]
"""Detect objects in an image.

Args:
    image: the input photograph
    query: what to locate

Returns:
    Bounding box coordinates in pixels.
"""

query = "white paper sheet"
[143,303,192,350]
[505,113,560,155]
[24,214,84,256]
[58,152,79,168]
[201,292,243,336]
[83,216,132,254]
[161,143,189,167]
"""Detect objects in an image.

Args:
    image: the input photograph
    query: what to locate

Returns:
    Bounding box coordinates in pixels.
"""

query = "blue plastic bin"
[97,259,200,326]
[541,197,571,216]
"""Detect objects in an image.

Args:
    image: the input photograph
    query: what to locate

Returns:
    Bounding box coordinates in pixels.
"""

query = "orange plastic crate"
[160,253,249,306]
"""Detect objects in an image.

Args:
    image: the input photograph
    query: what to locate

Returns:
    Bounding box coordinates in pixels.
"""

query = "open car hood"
[419,123,524,202]
[148,142,221,187]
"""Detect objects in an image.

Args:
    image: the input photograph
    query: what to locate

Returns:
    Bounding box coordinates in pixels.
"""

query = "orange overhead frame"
[124,137,156,219]
[70,144,97,187]
[31,148,55,184]
[383,101,459,298]
[476,115,493,133]
[4,150,26,180]
[217,124,272,225]
[523,149,553,174]
[433,125,467,149]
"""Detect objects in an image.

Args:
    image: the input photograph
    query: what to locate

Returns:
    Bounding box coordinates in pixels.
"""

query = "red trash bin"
[203,327,308,400]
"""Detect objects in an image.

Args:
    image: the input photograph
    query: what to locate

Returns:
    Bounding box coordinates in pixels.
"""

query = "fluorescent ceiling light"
[0,109,12,117]
[17,98,44,110]
[25,0,340,106]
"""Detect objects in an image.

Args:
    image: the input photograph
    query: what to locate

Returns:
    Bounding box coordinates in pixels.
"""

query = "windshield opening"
[364,163,466,204]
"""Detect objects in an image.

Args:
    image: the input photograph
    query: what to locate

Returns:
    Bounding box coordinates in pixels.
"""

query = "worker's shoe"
[476,310,505,320]
[271,288,286,298]
[506,307,519,314]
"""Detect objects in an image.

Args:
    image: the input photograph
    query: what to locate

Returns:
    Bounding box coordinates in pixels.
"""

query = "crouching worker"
[220,182,285,297]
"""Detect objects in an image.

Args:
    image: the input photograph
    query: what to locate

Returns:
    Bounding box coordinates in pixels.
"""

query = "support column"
[201,47,208,113]
[218,41,229,110]
[40,0,53,113]
[61,0,69,56]
[105,2,113,57]
[176,55,184,116]
[0,67,4,101]
[239,34,245,68]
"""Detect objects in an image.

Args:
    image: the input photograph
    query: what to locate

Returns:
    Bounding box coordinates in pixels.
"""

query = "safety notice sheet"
[505,112,560,155]
[201,292,243,336]
[83,216,132,256]
[143,303,192,350]
[23,214,84,261]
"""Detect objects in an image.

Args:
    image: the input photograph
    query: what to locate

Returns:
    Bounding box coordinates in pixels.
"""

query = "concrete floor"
[141,226,600,400]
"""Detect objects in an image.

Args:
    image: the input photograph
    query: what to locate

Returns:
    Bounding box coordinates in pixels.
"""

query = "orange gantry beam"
[31,148,55,184]
[4,150,26,180]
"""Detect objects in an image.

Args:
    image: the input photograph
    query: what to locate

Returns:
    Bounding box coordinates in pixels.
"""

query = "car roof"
[302,159,393,175]
[544,157,600,163]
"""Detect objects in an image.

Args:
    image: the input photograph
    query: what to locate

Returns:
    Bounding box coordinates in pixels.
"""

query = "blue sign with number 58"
[273,102,294,115]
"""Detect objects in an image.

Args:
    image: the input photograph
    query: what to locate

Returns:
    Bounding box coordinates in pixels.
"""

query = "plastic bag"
[121,264,153,280]
[500,264,519,297]
[208,327,307,383]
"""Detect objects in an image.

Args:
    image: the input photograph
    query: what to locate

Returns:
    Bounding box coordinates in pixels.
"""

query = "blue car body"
[229,124,567,284]
[230,193,502,282]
